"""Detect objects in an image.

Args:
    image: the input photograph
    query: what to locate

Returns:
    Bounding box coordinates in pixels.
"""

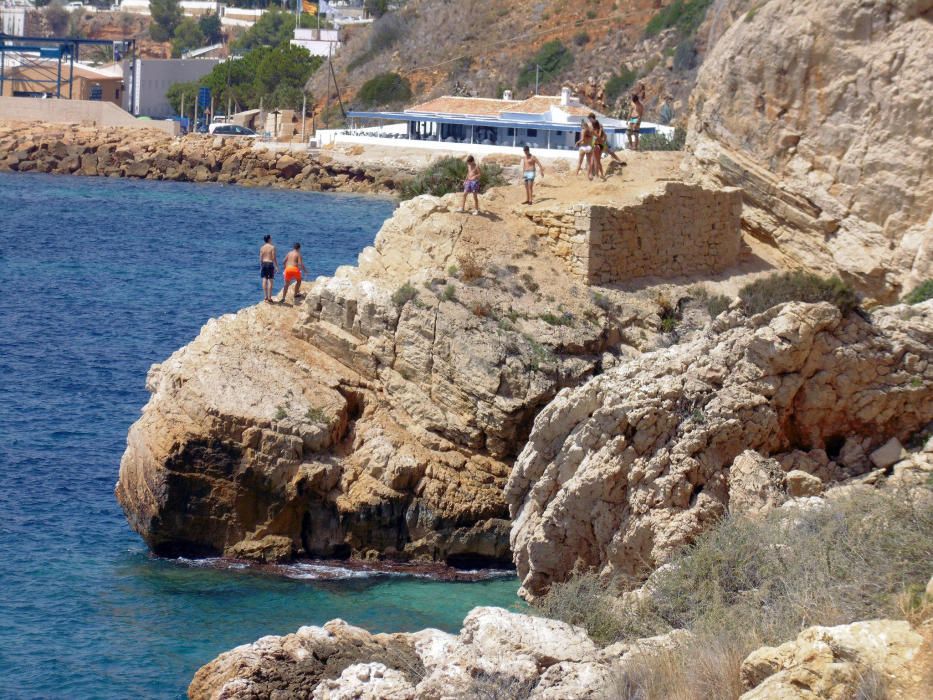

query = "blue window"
[527,129,538,137]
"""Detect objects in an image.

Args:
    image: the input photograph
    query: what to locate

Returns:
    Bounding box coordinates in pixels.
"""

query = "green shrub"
[707,294,732,318]
[605,67,637,103]
[738,271,859,316]
[574,31,590,46]
[517,40,573,89]
[903,279,933,305]
[356,72,412,108]
[644,0,714,38]
[639,126,687,151]
[442,284,457,302]
[538,572,627,646]
[391,282,418,308]
[672,37,698,71]
[399,157,506,200]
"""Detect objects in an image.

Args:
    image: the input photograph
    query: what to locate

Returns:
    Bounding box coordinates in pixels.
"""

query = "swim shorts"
[580,145,592,153]
[260,261,275,279]
[463,179,480,193]
[284,266,301,283]
[523,170,536,182]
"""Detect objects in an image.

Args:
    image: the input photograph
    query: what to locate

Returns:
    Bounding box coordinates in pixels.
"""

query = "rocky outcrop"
[116,188,662,564]
[686,0,933,300]
[0,123,392,193]
[739,620,925,699]
[189,606,641,699]
[507,300,933,598]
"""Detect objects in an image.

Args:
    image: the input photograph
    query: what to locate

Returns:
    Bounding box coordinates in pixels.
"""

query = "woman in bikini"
[575,119,593,176]
[589,119,605,180]
[521,145,545,205]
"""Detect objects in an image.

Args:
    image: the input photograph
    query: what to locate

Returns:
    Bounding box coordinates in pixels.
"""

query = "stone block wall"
[527,182,743,284]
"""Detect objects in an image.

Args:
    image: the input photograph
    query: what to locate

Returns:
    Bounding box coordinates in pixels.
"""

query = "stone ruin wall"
[527,183,743,284]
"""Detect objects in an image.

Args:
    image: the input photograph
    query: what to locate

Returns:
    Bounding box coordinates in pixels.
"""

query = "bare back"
[260,243,276,262]
[284,249,304,269]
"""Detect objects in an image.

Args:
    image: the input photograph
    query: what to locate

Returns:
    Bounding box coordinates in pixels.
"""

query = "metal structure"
[0,34,136,111]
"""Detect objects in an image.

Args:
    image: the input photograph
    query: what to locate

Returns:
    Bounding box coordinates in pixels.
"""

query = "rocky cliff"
[115,170,691,566]
[686,0,933,300]
[506,300,933,598]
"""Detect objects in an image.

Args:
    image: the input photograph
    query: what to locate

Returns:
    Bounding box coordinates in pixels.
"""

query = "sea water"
[0,174,521,699]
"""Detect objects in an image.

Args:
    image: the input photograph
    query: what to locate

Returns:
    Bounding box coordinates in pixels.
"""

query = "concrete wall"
[0,96,178,135]
[131,59,221,118]
[526,183,743,284]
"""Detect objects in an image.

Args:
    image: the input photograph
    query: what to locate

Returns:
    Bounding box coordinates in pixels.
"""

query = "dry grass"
[540,486,933,700]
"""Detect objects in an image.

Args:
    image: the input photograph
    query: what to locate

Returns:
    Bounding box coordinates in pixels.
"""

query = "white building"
[290,28,341,58]
[1,1,28,36]
[119,0,223,19]
[328,88,673,155]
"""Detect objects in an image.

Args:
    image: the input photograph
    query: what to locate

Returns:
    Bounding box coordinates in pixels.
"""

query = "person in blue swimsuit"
[521,145,545,205]
[259,234,278,304]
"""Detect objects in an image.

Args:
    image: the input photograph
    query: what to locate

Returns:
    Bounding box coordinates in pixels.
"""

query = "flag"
[302,0,317,14]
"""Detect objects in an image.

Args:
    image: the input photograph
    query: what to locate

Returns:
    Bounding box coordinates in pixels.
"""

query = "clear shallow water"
[0,174,521,699]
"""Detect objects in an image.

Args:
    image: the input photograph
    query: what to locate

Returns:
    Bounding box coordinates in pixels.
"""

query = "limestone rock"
[729,450,786,518]
[115,192,638,564]
[785,470,823,498]
[870,437,906,469]
[686,0,933,300]
[191,606,624,699]
[507,301,933,598]
[739,620,924,699]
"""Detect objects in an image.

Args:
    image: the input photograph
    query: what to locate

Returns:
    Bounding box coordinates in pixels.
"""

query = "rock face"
[506,300,933,598]
[687,0,933,300]
[189,607,618,700]
[116,188,661,564]
[739,620,925,699]
[0,123,391,193]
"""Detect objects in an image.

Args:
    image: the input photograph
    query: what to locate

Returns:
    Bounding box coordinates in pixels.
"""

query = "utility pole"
[535,64,540,95]
[301,93,307,143]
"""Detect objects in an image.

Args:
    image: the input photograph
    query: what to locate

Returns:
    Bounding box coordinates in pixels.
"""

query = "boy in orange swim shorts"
[280,242,308,303]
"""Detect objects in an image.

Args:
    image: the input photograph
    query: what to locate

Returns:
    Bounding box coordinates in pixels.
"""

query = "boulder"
[739,620,924,699]
[687,0,933,300]
[191,606,618,699]
[870,437,906,469]
[728,450,786,518]
[785,470,823,498]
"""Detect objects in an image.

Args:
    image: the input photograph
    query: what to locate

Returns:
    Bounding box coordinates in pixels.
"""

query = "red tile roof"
[406,96,519,116]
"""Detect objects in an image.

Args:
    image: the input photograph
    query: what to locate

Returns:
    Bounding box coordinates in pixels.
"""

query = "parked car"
[207,122,256,136]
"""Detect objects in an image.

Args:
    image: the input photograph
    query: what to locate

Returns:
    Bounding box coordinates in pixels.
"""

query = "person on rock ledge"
[279,243,308,304]
[521,145,545,205]
[259,234,278,304]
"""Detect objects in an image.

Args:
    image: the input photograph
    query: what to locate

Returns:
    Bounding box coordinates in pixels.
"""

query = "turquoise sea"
[0,174,521,699]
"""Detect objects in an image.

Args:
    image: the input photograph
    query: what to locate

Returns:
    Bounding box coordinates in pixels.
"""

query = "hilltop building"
[321,88,672,155]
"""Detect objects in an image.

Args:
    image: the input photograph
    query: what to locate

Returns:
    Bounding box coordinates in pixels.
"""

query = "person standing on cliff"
[280,243,308,304]
[521,146,545,205]
[627,94,645,151]
[259,234,278,304]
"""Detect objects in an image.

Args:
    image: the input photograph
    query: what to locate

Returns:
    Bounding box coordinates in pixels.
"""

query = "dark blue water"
[0,174,521,699]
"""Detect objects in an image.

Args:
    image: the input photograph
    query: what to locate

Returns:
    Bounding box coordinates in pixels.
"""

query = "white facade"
[290,28,341,58]
[119,0,224,19]
[1,2,27,35]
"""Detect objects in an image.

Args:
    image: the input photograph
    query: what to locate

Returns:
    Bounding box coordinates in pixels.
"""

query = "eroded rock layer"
[686,0,933,299]
[116,184,669,565]
[507,301,933,598]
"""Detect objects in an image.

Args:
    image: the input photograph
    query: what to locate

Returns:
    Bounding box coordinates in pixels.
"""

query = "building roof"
[405,93,601,121]
[406,96,521,117]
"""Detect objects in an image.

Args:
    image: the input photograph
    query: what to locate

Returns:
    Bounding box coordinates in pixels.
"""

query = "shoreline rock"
[0,123,396,194]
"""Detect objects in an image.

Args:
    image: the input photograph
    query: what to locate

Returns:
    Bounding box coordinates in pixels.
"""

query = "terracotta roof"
[406,96,519,116]
[508,95,595,118]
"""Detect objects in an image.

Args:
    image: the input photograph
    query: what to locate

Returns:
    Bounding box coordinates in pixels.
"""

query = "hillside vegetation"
[310,0,753,127]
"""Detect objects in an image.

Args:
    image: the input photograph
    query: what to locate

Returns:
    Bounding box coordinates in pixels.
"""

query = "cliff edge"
[686,0,933,300]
